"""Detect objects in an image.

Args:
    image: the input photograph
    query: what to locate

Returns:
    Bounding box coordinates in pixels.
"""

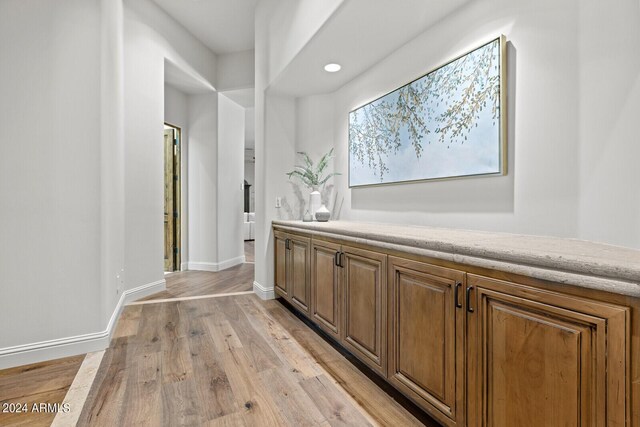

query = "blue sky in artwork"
[349,39,501,186]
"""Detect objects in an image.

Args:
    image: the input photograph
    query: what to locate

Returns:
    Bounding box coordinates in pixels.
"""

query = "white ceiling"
[151,0,258,54]
[269,0,470,97]
[222,88,254,108]
[164,59,215,94]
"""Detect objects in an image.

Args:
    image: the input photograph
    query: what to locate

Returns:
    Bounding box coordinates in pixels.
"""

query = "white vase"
[315,205,330,222]
[309,190,321,219]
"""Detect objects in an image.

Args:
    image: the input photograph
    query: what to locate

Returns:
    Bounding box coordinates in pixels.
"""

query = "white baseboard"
[0,279,166,370]
[187,255,246,272]
[123,279,166,304]
[253,280,275,300]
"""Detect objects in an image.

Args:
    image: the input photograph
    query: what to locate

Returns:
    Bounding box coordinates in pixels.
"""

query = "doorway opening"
[164,123,181,272]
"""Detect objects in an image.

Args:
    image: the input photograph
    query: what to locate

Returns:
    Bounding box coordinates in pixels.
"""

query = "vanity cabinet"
[272,224,636,427]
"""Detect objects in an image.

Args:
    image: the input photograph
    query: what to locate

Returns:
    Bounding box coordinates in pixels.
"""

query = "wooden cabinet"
[466,274,629,427]
[341,245,387,376]
[310,239,388,373]
[387,257,465,426]
[273,231,310,316]
[273,225,635,427]
[311,239,341,339]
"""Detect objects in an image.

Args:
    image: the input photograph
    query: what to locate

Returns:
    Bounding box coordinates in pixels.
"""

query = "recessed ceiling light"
[324,63,341,73]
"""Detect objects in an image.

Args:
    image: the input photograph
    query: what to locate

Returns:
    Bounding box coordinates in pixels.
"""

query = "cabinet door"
[388,257,465,426]
[274,231,288,299]
[311,239,341,339]
[341,245,387,375]
[288,235,311,315]
[466,274,629,427]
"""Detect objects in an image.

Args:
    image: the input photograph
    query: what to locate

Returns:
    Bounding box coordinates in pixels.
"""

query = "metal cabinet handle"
[339,252,345,268]
[466,286,474,313]
[454,282,463,309]
[334,251,340,267]
[285,238,290,250]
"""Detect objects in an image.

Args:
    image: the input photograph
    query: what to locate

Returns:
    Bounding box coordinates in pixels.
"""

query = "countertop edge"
[272,221,640,298]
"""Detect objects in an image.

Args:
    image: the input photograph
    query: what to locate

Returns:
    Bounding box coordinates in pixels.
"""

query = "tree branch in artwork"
[349,40,501,180]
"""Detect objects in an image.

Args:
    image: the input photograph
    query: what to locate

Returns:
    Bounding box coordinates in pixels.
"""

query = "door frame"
[164,122,182,271]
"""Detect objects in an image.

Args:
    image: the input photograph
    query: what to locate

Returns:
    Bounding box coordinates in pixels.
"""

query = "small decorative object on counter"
[315,205,330,222]
[303,210,313,222]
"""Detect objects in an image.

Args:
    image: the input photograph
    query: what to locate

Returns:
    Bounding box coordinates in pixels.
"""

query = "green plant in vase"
[286,148,340,219]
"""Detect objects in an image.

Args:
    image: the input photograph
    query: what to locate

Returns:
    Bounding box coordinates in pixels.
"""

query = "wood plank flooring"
[145,264,254,301]
[78,293,429,426]
[1,251,436,427]
[0,355,85,426]
[244,241,254,263]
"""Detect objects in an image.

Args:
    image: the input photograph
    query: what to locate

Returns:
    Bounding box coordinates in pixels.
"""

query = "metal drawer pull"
[466,286,474,313]
[454,282,463,309]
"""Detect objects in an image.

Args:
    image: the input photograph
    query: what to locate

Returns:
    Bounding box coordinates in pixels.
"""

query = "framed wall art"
[348,35,507,187]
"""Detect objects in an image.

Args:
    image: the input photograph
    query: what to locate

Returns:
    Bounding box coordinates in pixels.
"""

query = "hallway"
[77,281,429,426]
[1,265,434,426]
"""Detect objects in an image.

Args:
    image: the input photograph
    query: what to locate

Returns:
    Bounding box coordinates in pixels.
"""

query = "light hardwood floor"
[146,265,254,301]
[244,240,254,263]
[0,355,85,426]
[1,254,437,426]
[148,243,255,301]
[79,290,433,426]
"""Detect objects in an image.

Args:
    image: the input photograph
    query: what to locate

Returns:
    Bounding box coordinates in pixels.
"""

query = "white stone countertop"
[272,220,640,297]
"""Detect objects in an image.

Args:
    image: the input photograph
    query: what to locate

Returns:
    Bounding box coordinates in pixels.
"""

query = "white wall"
[217,95,246,264]
[302,0,582,240]
[0,0,129,367]
[0,0,103,348]
[254,91,297,295]
[254,0,343,295]
[255,0,640,300]
[577,0,640,248]
[295,94,339,216]
[100,0,126,336]
[165,84,189,127]
[293,0,640,249]
[123,0,218,288]
[125,0,217,89]
[254,0,271,294]
[186,93,219,268]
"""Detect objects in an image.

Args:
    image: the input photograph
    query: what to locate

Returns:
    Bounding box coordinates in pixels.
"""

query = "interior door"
[164,129,175,272]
